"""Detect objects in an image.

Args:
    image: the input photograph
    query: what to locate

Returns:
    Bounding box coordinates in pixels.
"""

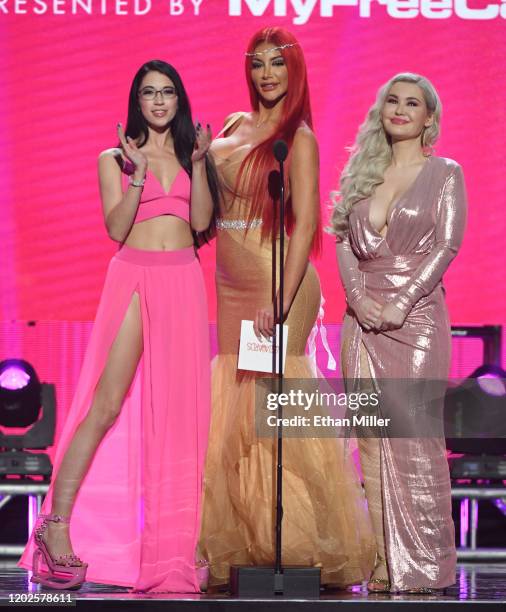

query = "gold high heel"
[401,587,434,595]
[367,554,390,593]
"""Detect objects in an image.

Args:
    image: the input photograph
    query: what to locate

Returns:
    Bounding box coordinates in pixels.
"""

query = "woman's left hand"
[375,303,407,331]
[254,296,291,340]
[254,305,275,340]
[192,122,212,163]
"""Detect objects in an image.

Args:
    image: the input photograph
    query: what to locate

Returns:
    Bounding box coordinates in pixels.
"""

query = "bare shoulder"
[221,111,250,135]
[99,147,122,160]
[222,111,249,126]
[291,125,319,168]
[98,148,123,171]
[98,147,123,163]
[97,149,124,191]
[292,124,318,154]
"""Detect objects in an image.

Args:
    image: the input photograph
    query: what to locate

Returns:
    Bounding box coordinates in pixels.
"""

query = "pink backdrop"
[1,3,505,328]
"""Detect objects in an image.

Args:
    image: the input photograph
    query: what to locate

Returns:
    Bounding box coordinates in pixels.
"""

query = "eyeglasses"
[138,86,177,101]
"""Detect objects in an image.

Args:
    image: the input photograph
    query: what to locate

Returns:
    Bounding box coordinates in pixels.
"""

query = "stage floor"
[1,562,506,611]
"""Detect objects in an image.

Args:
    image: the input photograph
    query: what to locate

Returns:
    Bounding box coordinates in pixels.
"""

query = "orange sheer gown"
[198,120,376,587]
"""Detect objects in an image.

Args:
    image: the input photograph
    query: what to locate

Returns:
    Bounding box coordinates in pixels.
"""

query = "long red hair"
[237,27,321,255]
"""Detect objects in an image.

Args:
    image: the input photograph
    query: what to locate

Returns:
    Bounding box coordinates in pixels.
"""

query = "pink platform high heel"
[31,514,88,590]
[196,558,209,592]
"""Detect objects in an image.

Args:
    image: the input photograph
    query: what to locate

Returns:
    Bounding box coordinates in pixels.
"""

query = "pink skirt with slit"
[19,245,210,593]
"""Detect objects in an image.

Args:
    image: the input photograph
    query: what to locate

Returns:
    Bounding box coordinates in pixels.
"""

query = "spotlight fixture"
[446,364,506,479]
[0,359,56,478]
[0,360,42,427]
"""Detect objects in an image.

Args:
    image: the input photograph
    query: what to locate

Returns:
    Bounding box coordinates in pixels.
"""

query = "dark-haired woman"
[198,27,375,588]
[19,60,218,593]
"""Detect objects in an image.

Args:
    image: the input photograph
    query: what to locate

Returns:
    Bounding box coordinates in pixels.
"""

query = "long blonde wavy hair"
[328,72,442,239]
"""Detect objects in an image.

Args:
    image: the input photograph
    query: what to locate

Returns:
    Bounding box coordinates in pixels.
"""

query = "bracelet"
[129,175,146,188]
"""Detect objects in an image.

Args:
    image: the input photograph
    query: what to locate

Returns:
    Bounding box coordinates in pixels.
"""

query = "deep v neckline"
[147,167,183,195]
[368,157,431,240]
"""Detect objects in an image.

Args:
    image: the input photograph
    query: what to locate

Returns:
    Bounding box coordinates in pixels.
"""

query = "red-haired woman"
[198,27,375,588]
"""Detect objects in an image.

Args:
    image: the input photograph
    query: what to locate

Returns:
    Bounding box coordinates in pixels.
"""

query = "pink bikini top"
[121,161,191,224]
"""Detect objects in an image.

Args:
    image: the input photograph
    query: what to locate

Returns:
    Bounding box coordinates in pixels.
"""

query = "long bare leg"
[342,337,389,586]
[43,293,143,560]
[357,344,389,585]
[358,438,388,584]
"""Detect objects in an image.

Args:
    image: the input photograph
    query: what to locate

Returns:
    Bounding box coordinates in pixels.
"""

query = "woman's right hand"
[351,296,382,331]
[117,123,148,179]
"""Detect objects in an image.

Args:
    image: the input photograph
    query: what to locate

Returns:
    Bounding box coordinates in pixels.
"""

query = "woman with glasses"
[19,60,219,593]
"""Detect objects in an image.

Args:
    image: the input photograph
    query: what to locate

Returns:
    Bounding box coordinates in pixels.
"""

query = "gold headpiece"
[245,43,298,57]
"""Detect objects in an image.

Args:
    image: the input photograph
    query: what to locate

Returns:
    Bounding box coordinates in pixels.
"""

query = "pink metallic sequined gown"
[336,156,467,591]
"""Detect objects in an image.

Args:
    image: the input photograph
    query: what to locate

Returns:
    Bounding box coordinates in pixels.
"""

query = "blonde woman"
[329,73,467,593]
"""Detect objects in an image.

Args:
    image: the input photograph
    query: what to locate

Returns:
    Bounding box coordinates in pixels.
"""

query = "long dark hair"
[124,59,220,241]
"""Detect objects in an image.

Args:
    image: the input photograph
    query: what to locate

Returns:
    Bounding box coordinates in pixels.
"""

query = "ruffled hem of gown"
[199,353,376,588]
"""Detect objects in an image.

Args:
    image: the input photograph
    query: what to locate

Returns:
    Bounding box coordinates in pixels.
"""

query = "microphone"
[273,140,288,163]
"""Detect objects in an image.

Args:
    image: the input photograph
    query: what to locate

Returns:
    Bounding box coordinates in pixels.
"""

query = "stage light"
[0,359,56,477]
[0,364,31,390]
[474,365,506,398]
[0,360,42,427]
[446,364,506,479]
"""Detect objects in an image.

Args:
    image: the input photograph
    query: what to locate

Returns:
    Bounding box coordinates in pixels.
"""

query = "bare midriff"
[124,215,194,251]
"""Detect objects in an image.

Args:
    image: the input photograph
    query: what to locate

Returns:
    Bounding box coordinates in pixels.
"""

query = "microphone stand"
[230,140,320,598]
[273,141,286,590]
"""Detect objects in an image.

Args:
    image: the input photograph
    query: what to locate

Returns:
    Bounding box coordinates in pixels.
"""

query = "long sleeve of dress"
[391,164,468,315]
[336,232,366,309]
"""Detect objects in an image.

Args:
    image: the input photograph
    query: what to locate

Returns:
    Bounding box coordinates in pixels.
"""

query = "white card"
[238,320,288,374]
